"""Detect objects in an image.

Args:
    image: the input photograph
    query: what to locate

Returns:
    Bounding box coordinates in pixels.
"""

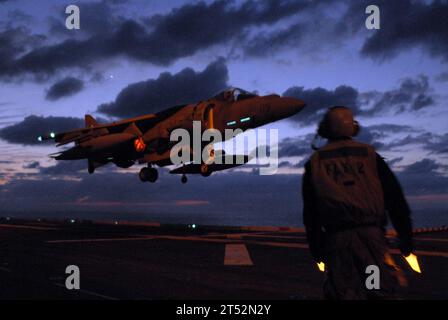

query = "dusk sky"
[0,0,447,227]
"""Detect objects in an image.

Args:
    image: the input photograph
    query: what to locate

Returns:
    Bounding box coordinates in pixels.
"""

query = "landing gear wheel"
[139,167,148,182]
[88,160,95,174]
[200,163,212,177]
[139,167,158,183]
[148,168,158,183]
[181,175,188,184]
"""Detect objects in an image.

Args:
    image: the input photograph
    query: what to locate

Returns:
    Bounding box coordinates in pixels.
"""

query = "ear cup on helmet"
[317,119,329,139]
[352,120,360,136]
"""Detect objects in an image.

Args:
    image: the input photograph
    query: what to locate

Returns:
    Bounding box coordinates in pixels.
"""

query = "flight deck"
[0,219,447,299]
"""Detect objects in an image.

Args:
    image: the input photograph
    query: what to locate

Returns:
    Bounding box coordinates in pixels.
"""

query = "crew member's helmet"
[317,106,360,139]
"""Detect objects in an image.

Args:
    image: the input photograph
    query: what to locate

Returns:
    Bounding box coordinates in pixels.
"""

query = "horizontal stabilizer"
[169,154,251,175]
[48,152,63,159]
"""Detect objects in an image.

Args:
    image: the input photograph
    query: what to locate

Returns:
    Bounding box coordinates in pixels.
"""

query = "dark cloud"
[0,0,309,78]
[278,123,428,158]
[0,115,83,145]
[366,124,416,135]
[144,0,310,63]
[1,0,447,80]
[398,158,448,196]
[243,22,305,57]
[360,123,419,150]
[372,130,448,155]
[385,157,403,166]
[283,85,359,125]
[48,1,124,37]
[362,76,435,115]
[278,134,315,158]
[349,0,448,62]
[402,158,440,175]
[427,133,448,154]
[435,71,448,82]
[356,127,384,150]
[284,75,435,126]
[45,77,84,101]
[2,9,34,29]
[98,58,229,117]
[0,27,45,78]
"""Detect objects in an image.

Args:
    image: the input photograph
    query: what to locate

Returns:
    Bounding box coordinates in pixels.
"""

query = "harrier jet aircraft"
[39,88,305,183]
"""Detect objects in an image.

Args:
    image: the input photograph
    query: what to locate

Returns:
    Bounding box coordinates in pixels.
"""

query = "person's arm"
[302,161,325,262]
[376,154,414,255]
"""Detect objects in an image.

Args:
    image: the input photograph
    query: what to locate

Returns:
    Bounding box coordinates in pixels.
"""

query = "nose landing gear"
[200,163,212,177]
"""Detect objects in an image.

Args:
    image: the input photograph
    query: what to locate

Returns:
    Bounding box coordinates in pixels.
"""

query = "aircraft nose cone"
[268,96,305,119]
[280,97,306,114]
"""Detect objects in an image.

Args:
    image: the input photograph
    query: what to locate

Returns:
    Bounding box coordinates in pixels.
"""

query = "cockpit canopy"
[213,88,257,102]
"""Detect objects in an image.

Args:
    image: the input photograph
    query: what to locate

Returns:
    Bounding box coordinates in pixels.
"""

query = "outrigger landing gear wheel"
[88,160,95,174]
[181,174,188,184]
[200,163,212,177]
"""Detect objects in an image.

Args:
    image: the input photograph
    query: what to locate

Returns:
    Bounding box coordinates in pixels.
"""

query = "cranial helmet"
[317,106,360,139]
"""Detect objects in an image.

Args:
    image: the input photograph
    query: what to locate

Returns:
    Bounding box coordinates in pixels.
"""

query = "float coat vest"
[309,139,385,232]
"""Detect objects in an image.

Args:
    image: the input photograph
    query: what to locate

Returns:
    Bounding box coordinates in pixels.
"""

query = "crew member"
[302,106,413,299]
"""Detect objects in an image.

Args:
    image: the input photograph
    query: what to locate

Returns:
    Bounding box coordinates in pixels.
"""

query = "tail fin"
[85,114,98,128]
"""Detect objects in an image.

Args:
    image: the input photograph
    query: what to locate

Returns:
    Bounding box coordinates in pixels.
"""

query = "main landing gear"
[139,165,158,183]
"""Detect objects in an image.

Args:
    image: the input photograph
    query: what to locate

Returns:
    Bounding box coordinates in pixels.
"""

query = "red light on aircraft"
[134,137,146,152]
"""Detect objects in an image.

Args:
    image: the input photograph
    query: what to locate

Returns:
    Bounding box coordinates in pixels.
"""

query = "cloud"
[0,27,45,78]
[426,133,448,154]
[277,122,430,158]
[353,0,448,62]
[0,115,83,145]
[358,123,421,150]
[143,0,310,64]
[402,158,440,175]
[435,71,448,82]
[98,58,229,117]
[379,131,448,154]
[1,0,447,81]
[0,0,309,78]
[398,158,448,196]
[243,22,305,57]
[45,77,84,100]
[365,124,416,137]
[361,75,435,115]
[47,1,125,38]
[282,85,360,125]
[385,157,403,166]
[278,134,315,157]
[284,75,436,127]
